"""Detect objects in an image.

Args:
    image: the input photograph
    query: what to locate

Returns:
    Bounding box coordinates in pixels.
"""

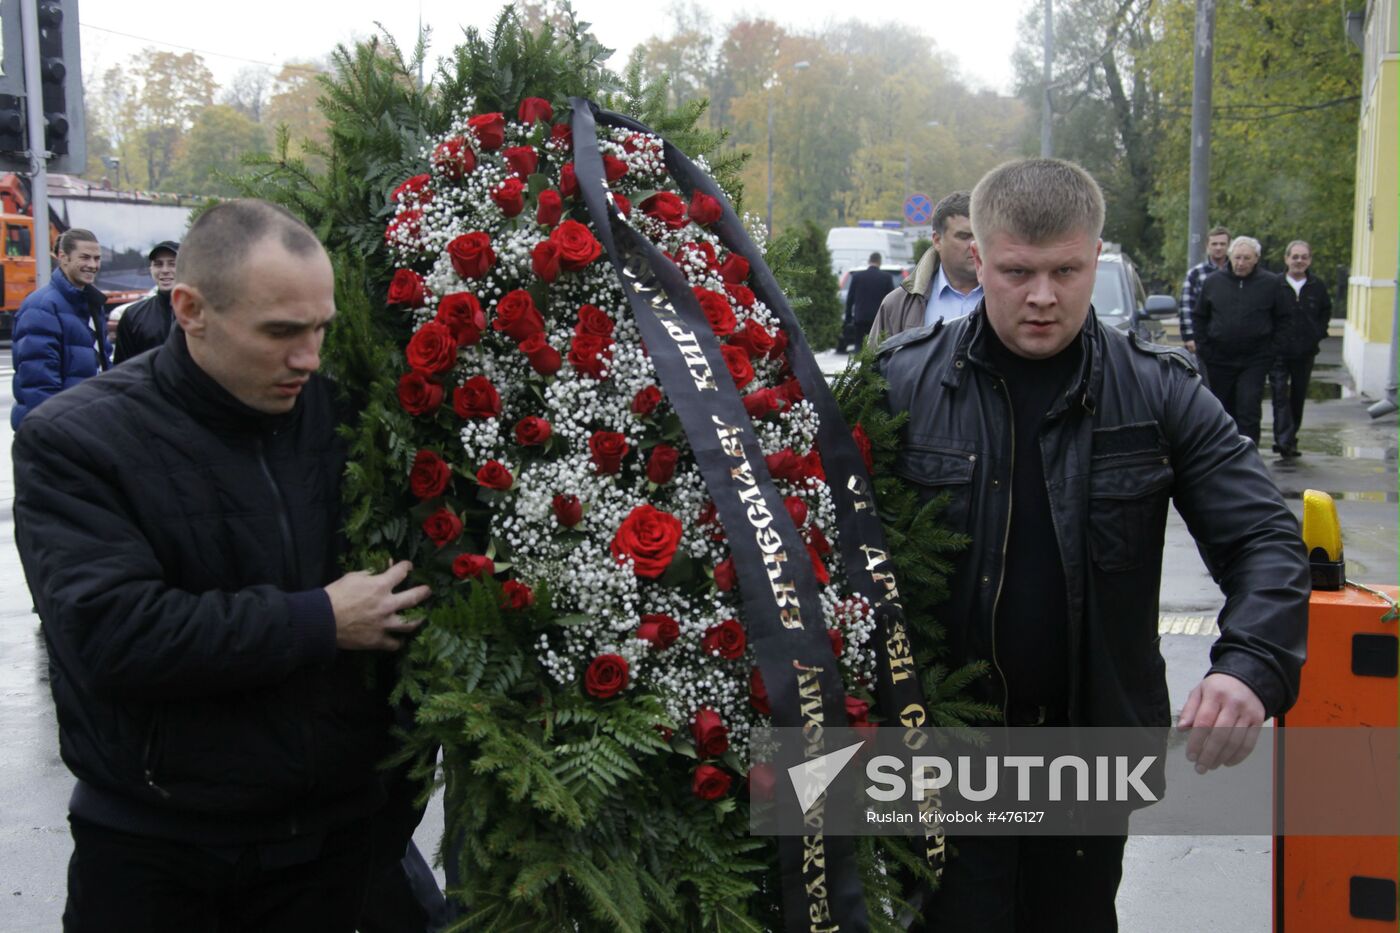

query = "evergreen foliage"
[234,6,977,927]
[771,220,842,352]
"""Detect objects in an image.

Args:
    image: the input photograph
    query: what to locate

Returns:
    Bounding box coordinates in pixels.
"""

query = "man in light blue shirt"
[923,192,982,325]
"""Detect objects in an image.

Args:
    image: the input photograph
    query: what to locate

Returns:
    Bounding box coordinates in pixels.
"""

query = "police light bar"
[856,220,903,229]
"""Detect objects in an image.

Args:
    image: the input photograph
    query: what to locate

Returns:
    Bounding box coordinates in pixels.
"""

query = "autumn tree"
[131,50,218,189]
[264,60,332,169]
[167,105,268,195]
[222,66,273,123]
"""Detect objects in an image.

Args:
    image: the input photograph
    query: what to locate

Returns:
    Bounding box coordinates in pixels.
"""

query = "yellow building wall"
[1344,0,1397,395]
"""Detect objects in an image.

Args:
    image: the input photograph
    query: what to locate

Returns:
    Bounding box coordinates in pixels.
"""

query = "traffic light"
[36,0,85,174]
[0,94,23,153]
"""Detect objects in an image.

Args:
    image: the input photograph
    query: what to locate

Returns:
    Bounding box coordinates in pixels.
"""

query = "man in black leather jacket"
[14,200,433,931]
[880,160,1308,933]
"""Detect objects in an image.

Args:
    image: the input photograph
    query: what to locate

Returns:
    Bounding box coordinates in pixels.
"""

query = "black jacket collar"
[153,327,302,435]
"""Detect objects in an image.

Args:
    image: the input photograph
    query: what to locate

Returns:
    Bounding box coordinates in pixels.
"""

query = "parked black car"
[1094,250,1175,343]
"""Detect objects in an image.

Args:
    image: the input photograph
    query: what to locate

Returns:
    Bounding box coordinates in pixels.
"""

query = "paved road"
[0,337,1393,931]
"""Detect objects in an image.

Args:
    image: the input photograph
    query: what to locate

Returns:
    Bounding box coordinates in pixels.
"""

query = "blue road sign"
[903,193,933,226]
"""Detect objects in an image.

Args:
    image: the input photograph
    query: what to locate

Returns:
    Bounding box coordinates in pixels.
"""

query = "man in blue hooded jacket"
[10,228,110,428]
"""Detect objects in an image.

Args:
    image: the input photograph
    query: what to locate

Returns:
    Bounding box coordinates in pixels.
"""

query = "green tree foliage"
[1014,0,1362,288]
[1145,0,1361,281]
[166,105,268,196]
[771,221,842,350]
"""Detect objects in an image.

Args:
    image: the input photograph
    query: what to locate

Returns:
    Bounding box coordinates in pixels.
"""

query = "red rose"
[801,449,826,482]
[448,232,495,279]
[387,269,426,307]
[575,304,615,338]
[531,240,562,283]
[784,496,809,528]
[503,145,539,178]
[765,448,805,483]
[518,333,563,376]
[808,543,830,585]
[385,209,422,247]
[453,375,501,419]
[828,628,845,658]
[467,112,506,151]
[550,220,602,271]
[435,292,486,346]
[432,137,476,179]
[397,371,444,415]
[631,386,662,416]
[646,443,680,484]
[423,507,463,547]
[550,123,573,149]
[452,553,495,580]
[392,173,432,204]
[852,424,874,473]
[610,193,631,218]
[776,377,805,406]
[492,290,546,342]
[845,695,870,725]
[750,668,771,715]
[603,153,629,181]
[693,764,732,801]
[405,322,458,375]
[769,329,790,360]
[500,579,535,609]
[688,191,723,226]
[610,504,684,578]
[640,191,689,229]
[552,493,583,527]
[807,524,832,555]
[536,189,563,226]
[589,430,630,474]
[730,319,775,359]
[584,653,629,699]
[714,558,736,592]
[409,450,452,500]
[748,762,776,800]
[518,97,554,123]
[514,416,552,446]
[559,162,579,197]
[476,460,514,490]
[719,254,750,284]
[725,284,756,308]
[701,618,746,660]
[637,613,680,650]
[720,344,755,389]
[692,287,736,336]
[568,334,613,379]
[492,177,526,217]
[682,241,717,268]
[743,388,783,420]
[691,708,729,758]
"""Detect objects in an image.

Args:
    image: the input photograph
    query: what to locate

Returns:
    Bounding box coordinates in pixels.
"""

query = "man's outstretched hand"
[326,561,432,651]
[1176,672,1266,773]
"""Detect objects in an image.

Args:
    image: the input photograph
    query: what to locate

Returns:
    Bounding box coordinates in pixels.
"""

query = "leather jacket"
[879,307,1309,727]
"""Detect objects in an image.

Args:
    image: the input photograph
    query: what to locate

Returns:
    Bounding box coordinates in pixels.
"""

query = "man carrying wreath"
[878,159,1308,931]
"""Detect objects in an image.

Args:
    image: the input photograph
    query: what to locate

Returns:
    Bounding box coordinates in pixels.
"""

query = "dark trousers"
[1270,355,1315,452]
[63,816,376,933]
[918,833,1128,933]
[1204,356,1270,443]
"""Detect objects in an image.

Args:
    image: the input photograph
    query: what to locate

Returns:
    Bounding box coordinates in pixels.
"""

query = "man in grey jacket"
[867,191,981,345]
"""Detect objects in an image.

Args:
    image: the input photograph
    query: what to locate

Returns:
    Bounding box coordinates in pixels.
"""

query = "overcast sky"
[81,0,1029,95]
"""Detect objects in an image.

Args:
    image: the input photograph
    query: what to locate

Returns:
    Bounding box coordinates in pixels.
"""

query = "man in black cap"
[113,240,179,364]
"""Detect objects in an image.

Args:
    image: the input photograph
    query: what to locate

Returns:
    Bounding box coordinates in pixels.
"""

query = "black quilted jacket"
[13,328,391,844]
[879,308,1309,727]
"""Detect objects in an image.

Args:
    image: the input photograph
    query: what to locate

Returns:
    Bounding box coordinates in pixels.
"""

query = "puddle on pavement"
[1289,433,1398,460]
[1280,489,1399,503]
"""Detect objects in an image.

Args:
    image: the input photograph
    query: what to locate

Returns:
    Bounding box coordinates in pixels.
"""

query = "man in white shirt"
[1269,239,1333,457]
[867,192,983,344]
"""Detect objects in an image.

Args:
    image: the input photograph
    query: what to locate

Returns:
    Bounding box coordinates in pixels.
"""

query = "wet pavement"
[1,336,1395,931]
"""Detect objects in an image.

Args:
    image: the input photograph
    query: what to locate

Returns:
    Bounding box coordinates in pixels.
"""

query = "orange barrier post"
[1274,491,1398,930]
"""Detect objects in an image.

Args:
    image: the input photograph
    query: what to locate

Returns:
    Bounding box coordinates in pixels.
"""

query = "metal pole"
[1186,0,1216,269]
[20,0,50,286]
[765,92,773,236]
[1040,0,1053,157]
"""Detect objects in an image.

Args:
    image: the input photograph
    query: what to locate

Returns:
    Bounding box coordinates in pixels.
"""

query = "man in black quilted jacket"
[13,200,432,932]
